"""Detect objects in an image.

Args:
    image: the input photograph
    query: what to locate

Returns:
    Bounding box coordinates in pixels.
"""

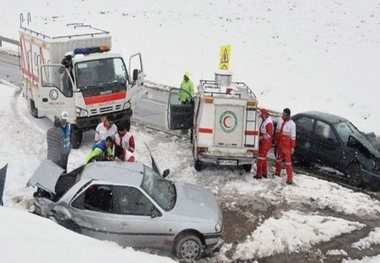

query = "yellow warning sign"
[219,45,231,70]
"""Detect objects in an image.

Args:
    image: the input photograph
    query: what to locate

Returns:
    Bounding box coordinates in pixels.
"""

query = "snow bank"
[234,210,364,259]
[0,207,174,263]
[352,227,380,250]
[343,255,380,263]
[222,174,380,217]
[326,249,348,256]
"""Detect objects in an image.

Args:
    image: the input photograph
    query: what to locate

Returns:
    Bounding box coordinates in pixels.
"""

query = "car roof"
[81,161,145,186]
[294,111,349,125]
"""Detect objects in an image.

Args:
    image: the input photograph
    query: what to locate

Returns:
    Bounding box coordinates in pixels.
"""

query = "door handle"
[42,98,48,102]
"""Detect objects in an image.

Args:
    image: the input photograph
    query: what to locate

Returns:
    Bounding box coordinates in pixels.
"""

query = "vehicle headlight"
[215,216,223,232]
[76,107,88,117]
[123,101,131,110]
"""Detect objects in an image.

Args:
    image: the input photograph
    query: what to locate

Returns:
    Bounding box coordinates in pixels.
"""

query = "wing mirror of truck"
[162,169,170,178]
[133,69,140,82]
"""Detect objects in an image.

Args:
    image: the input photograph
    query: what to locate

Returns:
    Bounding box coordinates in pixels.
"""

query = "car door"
[312,120,342,169]
[111,185,171,248]
[293,116,315,161]
[167,88,194,130]
[70,183,169,249]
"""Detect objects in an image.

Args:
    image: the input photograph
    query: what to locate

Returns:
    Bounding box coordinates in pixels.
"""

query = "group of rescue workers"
[46,112,135,170]
[47,71,296,185]
[256,107,296,185]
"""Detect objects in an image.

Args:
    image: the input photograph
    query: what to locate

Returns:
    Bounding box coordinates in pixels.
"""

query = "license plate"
[217,160,238,166]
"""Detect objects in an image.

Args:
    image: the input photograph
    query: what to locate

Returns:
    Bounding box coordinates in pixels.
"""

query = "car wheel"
[194,159,203,171]
[346,163,363,187]
[174,233,203,260]
[242,164,252,172]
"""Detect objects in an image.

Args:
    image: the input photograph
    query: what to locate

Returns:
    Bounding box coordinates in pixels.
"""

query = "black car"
[292,111,380,189]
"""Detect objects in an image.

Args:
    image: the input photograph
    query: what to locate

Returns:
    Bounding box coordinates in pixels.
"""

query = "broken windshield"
[334,121,361,145]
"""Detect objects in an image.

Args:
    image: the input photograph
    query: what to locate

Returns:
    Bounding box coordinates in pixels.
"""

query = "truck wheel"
[71,126,83,149]
[30,99,40,118]
[242,164,252,172]
[174,233,203,260]
[194,159,203,171]
[346,163,363,187]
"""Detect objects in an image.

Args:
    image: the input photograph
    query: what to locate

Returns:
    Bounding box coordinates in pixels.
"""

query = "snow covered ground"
[1,82,380,262]
[1,0,380,262]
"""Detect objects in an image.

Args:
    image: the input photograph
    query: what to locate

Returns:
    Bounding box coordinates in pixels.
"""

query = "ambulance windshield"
[75,57,128,90]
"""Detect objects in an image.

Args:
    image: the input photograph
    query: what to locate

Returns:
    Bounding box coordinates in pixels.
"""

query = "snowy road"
[2,51,380,262]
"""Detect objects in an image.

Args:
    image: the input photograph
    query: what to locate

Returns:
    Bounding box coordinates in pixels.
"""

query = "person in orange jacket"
[274,108,296,184]
[255,108,274,179]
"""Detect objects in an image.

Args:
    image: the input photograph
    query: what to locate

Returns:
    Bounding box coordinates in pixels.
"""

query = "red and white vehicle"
[167,72,259,171]
[19,18,145,148]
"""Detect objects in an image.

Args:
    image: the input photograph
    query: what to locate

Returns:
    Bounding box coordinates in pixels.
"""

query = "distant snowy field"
[0,0,379,134]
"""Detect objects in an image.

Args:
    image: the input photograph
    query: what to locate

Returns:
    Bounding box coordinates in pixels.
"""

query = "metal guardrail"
[0,36,19,47]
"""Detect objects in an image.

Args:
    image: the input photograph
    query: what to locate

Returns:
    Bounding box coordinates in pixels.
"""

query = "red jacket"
[275,118,296,149]
[259,116,274,147]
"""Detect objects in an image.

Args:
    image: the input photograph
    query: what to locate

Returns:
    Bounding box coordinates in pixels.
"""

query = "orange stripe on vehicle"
[199,128,213,134]
[245,130,259,136]
[84,91,126,105]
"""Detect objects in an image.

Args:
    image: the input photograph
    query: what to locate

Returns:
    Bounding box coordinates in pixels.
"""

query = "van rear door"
[167,88,194,130]
[214,105,244,147]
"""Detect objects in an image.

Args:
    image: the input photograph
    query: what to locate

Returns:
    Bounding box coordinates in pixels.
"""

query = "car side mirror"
[162,169,170,178]
[133,69,139,82]
[151,207,161,218]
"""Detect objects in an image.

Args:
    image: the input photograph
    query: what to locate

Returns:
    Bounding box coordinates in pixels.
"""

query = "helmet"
[60,111,69,120]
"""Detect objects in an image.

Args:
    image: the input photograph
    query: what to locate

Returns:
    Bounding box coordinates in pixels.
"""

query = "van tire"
[71,125,83,149]
[242,164,252,172]
[30,99,40,118]
[194,159,203,171]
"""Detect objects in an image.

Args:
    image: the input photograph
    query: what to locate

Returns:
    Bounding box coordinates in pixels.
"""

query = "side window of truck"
[41,65,73,97]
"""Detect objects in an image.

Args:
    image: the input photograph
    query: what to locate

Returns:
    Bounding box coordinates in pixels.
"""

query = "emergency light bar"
[74,45,110,55]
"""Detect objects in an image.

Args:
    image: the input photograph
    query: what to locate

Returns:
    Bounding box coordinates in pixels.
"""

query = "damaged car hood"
[27,160,65,194]
[351,133,380,158]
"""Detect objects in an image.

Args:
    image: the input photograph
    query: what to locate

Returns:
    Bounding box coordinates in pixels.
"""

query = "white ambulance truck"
[19,19,145,148]
[167,71,259,171]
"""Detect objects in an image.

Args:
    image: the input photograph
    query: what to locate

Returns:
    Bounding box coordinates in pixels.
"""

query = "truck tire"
[194,159,203,171]
[174,233,203,260]
[71,125,83,149]
[242,164,252,172]
[30,99,40,118]
[346,162,363,187]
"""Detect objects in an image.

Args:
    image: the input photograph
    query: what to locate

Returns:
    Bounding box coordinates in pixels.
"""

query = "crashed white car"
[28,159,223,260]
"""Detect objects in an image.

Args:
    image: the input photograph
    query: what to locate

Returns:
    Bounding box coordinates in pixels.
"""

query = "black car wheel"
[346,162,363,187]
[174,233,203,260]
[242,164,252,172]
[194,159,203,171]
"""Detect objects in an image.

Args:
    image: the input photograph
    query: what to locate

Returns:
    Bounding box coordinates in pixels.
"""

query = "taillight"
[197,147,208,153]
[247,99,257,107]
[247,149,258,157]
[204,97,214,104]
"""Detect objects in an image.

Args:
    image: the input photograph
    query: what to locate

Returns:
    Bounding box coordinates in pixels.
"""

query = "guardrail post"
[0,163,7,206]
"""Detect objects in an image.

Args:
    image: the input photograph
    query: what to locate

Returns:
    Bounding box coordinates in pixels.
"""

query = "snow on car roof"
[296,111,349,125]
[81,161,145,186]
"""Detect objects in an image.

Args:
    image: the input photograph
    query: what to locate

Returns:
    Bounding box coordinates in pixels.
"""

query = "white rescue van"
[168,71,259,171]
[19,15,145,148]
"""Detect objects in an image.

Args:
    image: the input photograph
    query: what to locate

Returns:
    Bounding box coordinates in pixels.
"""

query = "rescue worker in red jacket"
[255,108,274,179]
[274,108,296,184]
